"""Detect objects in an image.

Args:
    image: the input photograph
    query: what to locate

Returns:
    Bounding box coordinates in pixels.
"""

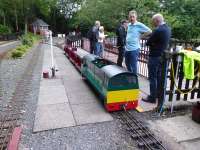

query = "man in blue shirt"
[125,10,152,75]
[142,13,171,103]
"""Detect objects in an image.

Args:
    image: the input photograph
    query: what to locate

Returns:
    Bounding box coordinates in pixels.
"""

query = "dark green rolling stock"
[81,54,139,111]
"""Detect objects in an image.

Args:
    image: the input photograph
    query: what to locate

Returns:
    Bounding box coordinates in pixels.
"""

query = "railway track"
[119,110,167,150]
[0,44,41,150]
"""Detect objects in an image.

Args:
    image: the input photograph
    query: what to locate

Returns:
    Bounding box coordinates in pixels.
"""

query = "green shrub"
[20,33,38,46]
[11,33,39,59]
[11,50,24,58]
[105,31,116,37]
[16,45,29,52]
[0,24,11,34]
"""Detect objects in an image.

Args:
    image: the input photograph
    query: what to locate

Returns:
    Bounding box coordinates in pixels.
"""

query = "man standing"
[116,20,128,67]
[142,13,171,103]
[125,10,152,75]
[87,20,100,54]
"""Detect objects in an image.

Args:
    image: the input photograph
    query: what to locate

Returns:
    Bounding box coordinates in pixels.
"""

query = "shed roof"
[32,19,49,26]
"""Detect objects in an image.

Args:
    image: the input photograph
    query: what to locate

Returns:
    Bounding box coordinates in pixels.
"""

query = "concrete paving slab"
[181,139,200,150]
[149,115,200,142]
[138,76,150,95]
[33,103,76,132]
[71,102,113,125]
[62,78,91,93]
[137,90,156,112]
[67,90,98,105]
[138,99,157,112]
[40,78,63,87]
[38,85,68,105]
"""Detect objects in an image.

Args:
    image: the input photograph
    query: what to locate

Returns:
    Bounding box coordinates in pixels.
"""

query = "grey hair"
[152,13,164,24]
[129,10,137,17]
[95,20,100,26]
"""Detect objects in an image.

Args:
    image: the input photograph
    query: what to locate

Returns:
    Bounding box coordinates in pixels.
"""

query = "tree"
[69,0,159,35]
[160,0,200,40]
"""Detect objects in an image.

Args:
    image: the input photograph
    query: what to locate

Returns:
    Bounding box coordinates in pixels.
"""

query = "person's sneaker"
[142,97,156,103]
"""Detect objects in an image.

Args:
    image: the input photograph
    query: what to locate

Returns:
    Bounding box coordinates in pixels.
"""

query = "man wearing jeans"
[142,13,171,103]
[125,10,151,75]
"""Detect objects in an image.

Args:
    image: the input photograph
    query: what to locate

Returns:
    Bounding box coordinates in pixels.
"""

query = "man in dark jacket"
[142,13,171,103]
[87,20,100,54]
[116,20,128,66]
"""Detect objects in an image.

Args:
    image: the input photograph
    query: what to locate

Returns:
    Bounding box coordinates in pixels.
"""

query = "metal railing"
[65,35,82,48]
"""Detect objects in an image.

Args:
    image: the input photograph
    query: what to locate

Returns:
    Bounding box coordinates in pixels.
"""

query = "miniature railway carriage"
[81,54,140,111]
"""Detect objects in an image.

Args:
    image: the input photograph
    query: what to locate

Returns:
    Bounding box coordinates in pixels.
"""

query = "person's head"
[121,20,129,28]
[99,26,104,33]
[129,10,137,24]
[95,20,101,28]
[152,13,164,27]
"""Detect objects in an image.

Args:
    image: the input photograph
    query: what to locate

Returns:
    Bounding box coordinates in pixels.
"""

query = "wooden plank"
[184,79,190,100]
[176,63,184,100]
[198,79,200,98]
[191,77,198,99]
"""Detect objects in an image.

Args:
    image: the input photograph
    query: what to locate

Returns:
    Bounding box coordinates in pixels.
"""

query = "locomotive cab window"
[108,74,138,91]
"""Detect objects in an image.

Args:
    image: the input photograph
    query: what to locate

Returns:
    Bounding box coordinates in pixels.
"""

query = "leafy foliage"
[11,33,40,58]
[0,0,199,40]
[11,50,24,58]
[70,0,200,40]
[0,24,11,34]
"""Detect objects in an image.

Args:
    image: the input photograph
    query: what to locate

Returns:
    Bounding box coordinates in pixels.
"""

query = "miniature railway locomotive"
[64,46,140,112]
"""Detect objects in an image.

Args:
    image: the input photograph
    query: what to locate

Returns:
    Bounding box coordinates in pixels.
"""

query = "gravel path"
[0,43,39,108]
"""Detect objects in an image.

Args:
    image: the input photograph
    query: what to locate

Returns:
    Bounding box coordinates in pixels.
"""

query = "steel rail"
[125,111,167,150]
[119,112,154,150]
[120,110,167,150]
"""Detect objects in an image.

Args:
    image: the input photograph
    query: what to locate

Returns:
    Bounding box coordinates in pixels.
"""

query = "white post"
[49,30,55,77]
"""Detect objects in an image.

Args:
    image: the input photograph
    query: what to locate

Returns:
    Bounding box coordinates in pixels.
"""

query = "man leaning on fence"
[87,21,100,54]
[125,10,152,75]
[142,13,171,103]
[116,20,128,67]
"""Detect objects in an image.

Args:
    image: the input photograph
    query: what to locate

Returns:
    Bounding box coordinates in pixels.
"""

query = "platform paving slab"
[149,115,200,143]
[34,44,113,132]
[138,76,150,95]
[33,103,76,132]
[181,139,200,150]
[38,85,69,105]
[40,78,63,87]
[62,78,91,92]
[67,90,98,105]
[71,102,113,125]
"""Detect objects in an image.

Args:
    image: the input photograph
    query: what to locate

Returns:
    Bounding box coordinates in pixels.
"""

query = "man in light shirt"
[125,10,152,75]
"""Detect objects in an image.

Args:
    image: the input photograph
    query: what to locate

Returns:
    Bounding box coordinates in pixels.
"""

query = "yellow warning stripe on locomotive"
[107,89,140,104]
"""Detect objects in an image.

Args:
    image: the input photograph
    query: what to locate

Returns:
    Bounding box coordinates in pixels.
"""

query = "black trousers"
[117,46,125,67]
[90,40,96,54]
